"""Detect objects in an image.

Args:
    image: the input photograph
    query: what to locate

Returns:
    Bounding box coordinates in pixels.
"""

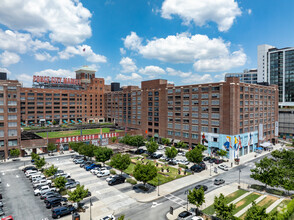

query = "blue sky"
[0,0,293,87]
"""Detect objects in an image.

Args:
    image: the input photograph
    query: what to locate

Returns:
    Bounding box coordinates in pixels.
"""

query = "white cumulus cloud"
[166,67,191,78]
[59,45,107,63]
[35,68,75,78]
[123,32,142,51]
[161,0,242,32]
[139,65,166,79]
[34,52,57,62]
[0,0,92,45]
[17,73,33,87]
[115,73,142,81]
[0,51,20,66]
[123,32,246,72]
[120,57,137,73]
[181,73,213,84]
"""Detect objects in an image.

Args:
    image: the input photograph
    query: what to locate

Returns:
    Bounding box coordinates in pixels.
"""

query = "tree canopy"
[188,187,205,215]
[68,184,89,202]
[110,153,131,174]
[10,148,20,157]
[176,141,188,149]
[133,163,157,186]
[31,152,40,160]
[217,149,228,158]
[245,201,269,220]
[69,142,84,152]
[214,193,236,220]
[94,147,113,165]
[161,138,171,146]
[146,141,158,154]
[44,165,58,177]
[53,176,67,191]
[47,143,56,152]
[119,135,145,147]
[186,146,204,164]
[165,146,178,159]
[78,144,97,157]
[35,157,46,169]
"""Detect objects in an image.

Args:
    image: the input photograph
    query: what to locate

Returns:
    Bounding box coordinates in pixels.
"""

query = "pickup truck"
[33,179,52,189]
[34,185,56,196]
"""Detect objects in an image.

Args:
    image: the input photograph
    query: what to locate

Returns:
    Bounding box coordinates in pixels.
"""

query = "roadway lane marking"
[151,202,162,208]
[164,194,187,206]
[6,183,10,187]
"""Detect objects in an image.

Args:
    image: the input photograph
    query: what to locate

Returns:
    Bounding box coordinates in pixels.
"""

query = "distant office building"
[111,82,121,91]
[225,69,258,84]
[0,72,7,80]
[258,44,294,106]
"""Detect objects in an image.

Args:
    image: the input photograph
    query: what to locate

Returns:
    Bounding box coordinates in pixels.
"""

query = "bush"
[250,184,266,191]
[266,188,285,196]
[142,153,149,157]
[178,164,188,169]
[126,178,137,185]
[110,169,116,175]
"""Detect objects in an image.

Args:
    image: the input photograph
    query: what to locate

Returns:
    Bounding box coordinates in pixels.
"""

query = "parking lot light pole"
[157,176,160,196]
[239,169,241,185]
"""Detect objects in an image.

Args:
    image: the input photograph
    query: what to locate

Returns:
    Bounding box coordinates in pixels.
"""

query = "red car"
[2,216,14,220]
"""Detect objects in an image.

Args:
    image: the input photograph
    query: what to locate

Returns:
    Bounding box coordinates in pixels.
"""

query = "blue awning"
[78,120,82,123]
[71,120,75,123]
[47,121,52,124]
[256,147,263,150]
[63,120,67,124]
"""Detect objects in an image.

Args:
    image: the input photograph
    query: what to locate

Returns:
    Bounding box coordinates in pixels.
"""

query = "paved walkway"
[266,198,284,213]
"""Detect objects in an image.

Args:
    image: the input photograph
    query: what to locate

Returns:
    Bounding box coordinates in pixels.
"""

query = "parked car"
[178,211,192,219]
[34,185,56,196]
[65,181,80,189]
[53,173,70,179]
[22,166,37,172]
[203,156,211,161]
[100,214,115,220]
[33,179,51,189]
[190,165,205,172]
[31,175,46,183]
[56,170,64,174]
[177,151,186,156]
[177,160,189,165]
[25,170,40,177]
[44,193,63,202]
[0,201,3,208]
[80,161,92,168]
[75,159,84,164]
[108,175,126,186]
[97,170,110,177]
[214,178,225,185]
[134,149,145,154]
[90,166,106,175]
[45,197,63,209]
[0,208,4,217]
[194,185,208,191]
[218,164,229,171]
[191,217,204,220]
[1,216,14,220]
[151,152,163,159]
[106,175,116,182]
[168,160,178,166]
[40,191,60,200]
[209,158,217,163]
[52,205,76,219]
[214,159,223,164]
[85,164,101,171]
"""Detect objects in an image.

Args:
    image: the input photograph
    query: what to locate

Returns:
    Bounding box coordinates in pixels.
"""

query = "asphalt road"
[116,155,264,220]
[0,155,71,220]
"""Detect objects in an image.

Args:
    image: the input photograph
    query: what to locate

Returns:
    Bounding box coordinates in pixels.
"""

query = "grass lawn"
[257,195,279,209]
[270,199,291,214]
[203,189,248,215]
[232,192,261,215]
[36,128,110,138]
[122,157,190,186]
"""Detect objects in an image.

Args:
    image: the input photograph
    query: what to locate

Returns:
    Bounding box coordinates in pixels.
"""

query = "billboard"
[33,75,81,85]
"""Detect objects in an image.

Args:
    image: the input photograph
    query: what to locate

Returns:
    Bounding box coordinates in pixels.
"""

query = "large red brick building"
[0,66,279,159]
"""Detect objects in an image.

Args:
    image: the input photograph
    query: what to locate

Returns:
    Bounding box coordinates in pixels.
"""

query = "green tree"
[146,141,158,154]
[35,157,46,169]
[47,143,56,152]
[161,138,171,146]
[188,187,205,215]
[186,147,204,164]
[176,141,188,149]
[133,163,157,186]
[214,193,236,220]
[53,176,67,191]
[10,148,20,157]
[250,157,280,188]
[69,142,83,152]
[52,120,57,125]
[165,146,178,159]
[132,135,145,147]
[44,165,58,177]
[117,215,125,220]
[31,152,40,161]
[68,184,88,202]
[78,144,96,158]
[245,201,269,220]
[94,147,113,166]
[110,153,131,175]
[111,136,117,143]
[217,149,228,158]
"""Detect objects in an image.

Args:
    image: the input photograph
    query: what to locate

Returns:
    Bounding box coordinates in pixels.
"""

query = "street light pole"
[157,176,160,196]
[239,169,241,185]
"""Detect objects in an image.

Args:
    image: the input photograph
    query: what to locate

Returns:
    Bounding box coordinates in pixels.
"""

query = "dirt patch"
[253,192,261,196]
[236,200,245,208]
[227,191,238,199]
[258,195,278,207]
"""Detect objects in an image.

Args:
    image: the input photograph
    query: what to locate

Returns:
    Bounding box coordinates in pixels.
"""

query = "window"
[192,134,198,139]
[192,119,198,124]
[212,113,219,119]
[201,126,208,132]
[8,122,17,127]
[201,100,208,105]
[201,120,208,125]
[8,129,17,137]
[192,113,198,117]
[0,130,3,137]
[192,126,198,131]
[0,108,3,113]
[175,131,181,136]
[0,116,3,120]
[201,113,208,118]
[8,115,17,120]
[183,133,189,138]
[168,123,173,129]
[175,124,181,129]
[8,101,17,106]
[167,131,173,135]
[201,94,209,99]
[168,89,173,94]
[211,100,219,105]
[8,108,17,113]
[192,87,198,92]
[8,140,18,147]
[183,125,189,130]
[211,120,219,126]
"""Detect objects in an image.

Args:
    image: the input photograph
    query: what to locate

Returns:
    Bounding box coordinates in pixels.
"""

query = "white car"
[97,170,110,177]
[191,217,204,220]
[106,175,116,182]
[100,215,115,220]
[25,170,39,177]
[34,185,56,196]
[33,179,52,188]
[177,160,189,165]
[91,167,107,175]
[218,164,229,171]
[178,152,186,156]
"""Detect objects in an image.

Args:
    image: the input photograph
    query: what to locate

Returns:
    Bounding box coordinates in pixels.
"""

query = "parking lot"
[0,163,51,220]
[50,156,138,219]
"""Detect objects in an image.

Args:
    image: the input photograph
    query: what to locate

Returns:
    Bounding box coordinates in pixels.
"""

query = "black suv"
[52,205,76,219]
[195,184,208,191]
[108,175,126,186]
[190,164,205,172]
[45,197,66,209]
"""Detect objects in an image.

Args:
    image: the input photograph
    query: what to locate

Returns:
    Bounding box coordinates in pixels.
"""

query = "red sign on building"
[33,75,81,85]
[55,133,119,144]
